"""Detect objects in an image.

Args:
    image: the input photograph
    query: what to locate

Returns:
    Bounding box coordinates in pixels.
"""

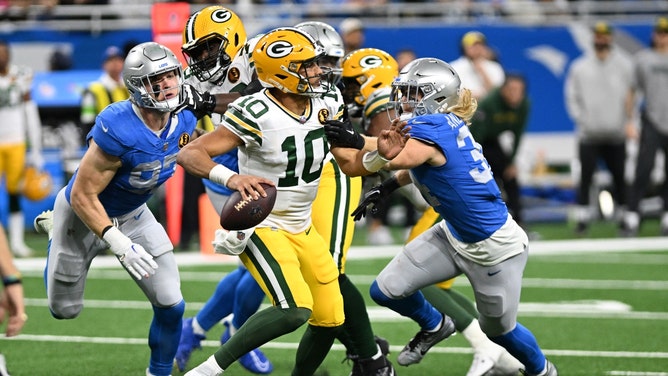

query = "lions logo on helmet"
[182,6,247,82]
[22,167,52,201]
[341,48,398,117]
[254,27,327,97]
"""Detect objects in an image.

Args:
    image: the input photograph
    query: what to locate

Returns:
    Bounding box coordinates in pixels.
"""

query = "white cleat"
[10,243,32,258]
[33,210,54,238]
[0,353,11,376]
[466,352,495,376]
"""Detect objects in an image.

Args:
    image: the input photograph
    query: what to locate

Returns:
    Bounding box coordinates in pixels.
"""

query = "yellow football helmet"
[22,167,52,201]
[253,27,326,97]
[341,48,398,116]
[182,6,247,82]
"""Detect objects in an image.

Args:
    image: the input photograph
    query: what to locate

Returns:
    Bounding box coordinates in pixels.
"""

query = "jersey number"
[279,128,327,187]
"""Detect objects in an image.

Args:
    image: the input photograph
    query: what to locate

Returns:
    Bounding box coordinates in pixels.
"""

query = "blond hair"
[440,88,477,125]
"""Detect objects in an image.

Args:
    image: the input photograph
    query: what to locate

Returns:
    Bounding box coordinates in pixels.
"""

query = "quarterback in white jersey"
[0,40,43,257]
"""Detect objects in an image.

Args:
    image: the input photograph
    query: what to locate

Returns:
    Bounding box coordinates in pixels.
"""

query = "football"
[219,183,277,230]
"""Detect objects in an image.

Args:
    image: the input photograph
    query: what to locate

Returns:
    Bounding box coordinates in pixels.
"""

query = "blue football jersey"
[407,113,508,243]
[65,100,198,217]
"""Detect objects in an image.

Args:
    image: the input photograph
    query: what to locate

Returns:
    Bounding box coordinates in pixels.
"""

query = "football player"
[178,27,406,376]
[0,40,44,258]
[174,6,274,374]
[33,42,198,376]
[295,22,394,376]
[352,58,558,376]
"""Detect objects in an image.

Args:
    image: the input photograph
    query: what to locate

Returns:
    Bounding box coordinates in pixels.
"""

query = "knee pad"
[370,280,393,305]
[49,302,82,320]
[373,271,409,300]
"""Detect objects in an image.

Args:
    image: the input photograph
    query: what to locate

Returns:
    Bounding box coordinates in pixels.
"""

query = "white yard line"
[5,334,668,360]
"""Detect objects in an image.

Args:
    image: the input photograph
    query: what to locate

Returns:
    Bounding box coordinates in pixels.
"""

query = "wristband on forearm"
[2,273,22,287]
[362,150,390,173]
[209,164,238,187]
[102,226,132,256]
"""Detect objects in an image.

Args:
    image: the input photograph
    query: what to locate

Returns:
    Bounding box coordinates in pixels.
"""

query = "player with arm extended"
[33,42,198,376]
[293,25,394,376]
[178,27,349,376]
[0,40,44,258]
[352,58,557,376]
[175,7,275,374]
[335,49,522,376]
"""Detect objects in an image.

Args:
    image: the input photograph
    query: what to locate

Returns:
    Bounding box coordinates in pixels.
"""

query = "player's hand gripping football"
[351,175,401,221]
[226,174,275,202]
[179,84,216,119]
[377,118,411,160]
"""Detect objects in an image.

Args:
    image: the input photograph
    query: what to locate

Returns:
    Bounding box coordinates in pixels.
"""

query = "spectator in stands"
[0,223,27,376]
[0,39,44,258]
[79,45,128,137]
[49,48,72,71]
[564,21,636,236]
[623,16,668,237]
[339,17,365,55]
[395,48,416,70]
[471,73,530,227]
[450,31,505,100]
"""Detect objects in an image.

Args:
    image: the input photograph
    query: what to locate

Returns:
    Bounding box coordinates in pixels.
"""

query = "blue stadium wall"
[0,22,656,226]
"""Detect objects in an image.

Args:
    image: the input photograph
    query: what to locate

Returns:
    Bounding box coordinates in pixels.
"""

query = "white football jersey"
[0,64,33,143]
[184,35,261,125]
[223,88,345,233]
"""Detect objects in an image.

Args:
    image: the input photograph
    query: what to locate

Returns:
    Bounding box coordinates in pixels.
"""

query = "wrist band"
[102,226,132,256]
[209,164,238,188]
[362,150,390,173]
[2,274,22,287]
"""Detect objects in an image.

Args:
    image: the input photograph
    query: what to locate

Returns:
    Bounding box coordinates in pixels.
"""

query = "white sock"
[9,212,25,247]
[461,319,504,359]
[185,355,224,376]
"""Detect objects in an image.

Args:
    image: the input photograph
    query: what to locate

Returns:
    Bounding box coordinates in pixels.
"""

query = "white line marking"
[607,372,668,375]
[5,334,668,360]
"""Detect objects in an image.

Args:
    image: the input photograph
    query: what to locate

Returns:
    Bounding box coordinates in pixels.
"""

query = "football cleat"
[221,320,273,374]
[175,317,206,372]
[34,210,54,237]
[0,353,11,376]
[397,314,456,366]
[466,352,495,376]
[520,360,557,376]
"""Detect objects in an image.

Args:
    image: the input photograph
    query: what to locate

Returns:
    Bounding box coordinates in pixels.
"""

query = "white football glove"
[103,226,158,280]
[212,228,254,255]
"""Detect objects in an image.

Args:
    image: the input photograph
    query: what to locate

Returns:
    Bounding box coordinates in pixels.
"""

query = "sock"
[337,274,377,359]
[192,317,206,336]
[292,324,341,376]
[490,323,546,375]
[196,267,245,331]
[215,306,310,369]
[8,212,25,248]
[421,285,474,332]
[370,280,442,331]
[149,300,185,376]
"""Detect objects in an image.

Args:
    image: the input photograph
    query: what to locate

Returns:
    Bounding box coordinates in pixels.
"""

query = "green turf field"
[6,223,668,375]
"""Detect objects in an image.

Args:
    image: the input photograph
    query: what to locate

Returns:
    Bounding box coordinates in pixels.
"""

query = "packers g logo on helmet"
[254,27,326,97]
[267,41,293,58]
[210,9,232,23]
[359,55,383,69]
[22,167,52,201]
[341,48,398,111]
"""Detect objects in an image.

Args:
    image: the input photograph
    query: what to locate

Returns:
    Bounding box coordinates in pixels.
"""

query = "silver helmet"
[123,42,185,113]
[389,58,461,119]
[294,21,344,86]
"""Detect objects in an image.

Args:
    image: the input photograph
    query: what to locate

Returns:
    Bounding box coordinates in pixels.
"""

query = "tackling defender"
[34,42,197,376]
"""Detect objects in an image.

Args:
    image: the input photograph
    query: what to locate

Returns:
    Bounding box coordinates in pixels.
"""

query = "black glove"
[324,118,365,150]
[180,84,216,119]
[241,78,264,96]
[351,175,401,221]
